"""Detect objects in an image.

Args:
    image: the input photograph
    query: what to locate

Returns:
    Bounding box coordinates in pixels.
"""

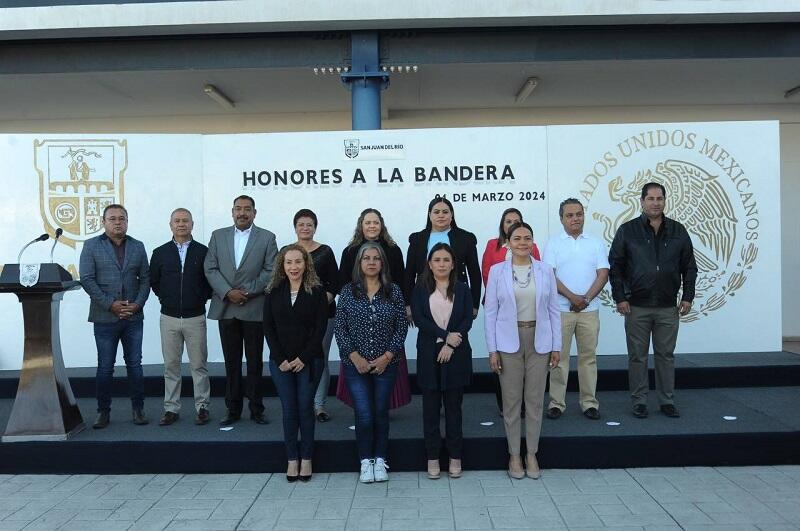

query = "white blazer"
[484,259,562,354]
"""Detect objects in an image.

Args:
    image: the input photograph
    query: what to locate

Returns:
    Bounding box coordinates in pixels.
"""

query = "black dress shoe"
[251,413,268,425]
[132,409,149,425]
[219,412,241,426]
[660,404,681,418]
[583,407,600,420]
[159,411,179,426]
[632,404,649,418]
[546,407,562,419]
[196,407,210,425]
[93,411,110,429]
[299,474,312,482]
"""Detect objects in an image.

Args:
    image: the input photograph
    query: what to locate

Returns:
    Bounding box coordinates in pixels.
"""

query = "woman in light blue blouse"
[335,241,408,484]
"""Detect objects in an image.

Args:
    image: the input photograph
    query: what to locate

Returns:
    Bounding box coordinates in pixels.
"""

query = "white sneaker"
[373,458,389,482]
[359,459,375,483]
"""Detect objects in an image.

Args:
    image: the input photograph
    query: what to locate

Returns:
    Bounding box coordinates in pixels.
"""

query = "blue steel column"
[342,31,388,131]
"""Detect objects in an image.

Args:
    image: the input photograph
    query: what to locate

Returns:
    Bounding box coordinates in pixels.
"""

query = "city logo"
[344,139,360,159]
[582,128,760,322]
[34,139,128,248]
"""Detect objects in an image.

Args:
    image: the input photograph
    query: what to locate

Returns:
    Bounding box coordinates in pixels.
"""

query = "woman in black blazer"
[411,243,473,480]
[263,244,328,482]
[405,196,482,322]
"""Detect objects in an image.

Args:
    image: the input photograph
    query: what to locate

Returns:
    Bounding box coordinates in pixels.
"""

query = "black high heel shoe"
[299,460,312,482]
[286,461,300,482]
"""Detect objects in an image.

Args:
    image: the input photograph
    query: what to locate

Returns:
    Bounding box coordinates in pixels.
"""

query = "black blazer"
[263,281,328,366]
[405,227,482,310]
[411,281,473,391]
[150,240,212,318]
[339,239,406,299]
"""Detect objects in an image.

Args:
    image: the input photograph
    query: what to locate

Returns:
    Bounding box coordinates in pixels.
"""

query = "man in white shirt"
[205,195,278,426]
[543,198,609,420]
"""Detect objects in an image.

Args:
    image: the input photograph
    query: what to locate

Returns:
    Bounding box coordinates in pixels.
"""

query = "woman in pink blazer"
[484,222,561,480]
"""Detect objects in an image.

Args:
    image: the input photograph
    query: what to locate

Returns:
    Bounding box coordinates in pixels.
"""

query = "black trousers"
[422,387,464,460]
[218,318,264,416]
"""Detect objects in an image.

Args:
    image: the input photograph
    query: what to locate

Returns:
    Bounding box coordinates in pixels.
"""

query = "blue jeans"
[270,358,323,460]
[343,362,398,460]
[94,319,145,412]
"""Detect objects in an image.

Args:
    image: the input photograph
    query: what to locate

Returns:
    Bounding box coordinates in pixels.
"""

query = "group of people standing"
[78,182,697,483]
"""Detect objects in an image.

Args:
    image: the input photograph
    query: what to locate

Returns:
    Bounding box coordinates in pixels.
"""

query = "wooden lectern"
[0,263,85,441]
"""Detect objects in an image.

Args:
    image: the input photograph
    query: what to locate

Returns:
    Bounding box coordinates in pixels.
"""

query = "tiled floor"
[0,466,798,530]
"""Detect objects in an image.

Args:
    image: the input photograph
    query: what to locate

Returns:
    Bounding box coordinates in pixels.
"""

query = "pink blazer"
[484,259,562,355]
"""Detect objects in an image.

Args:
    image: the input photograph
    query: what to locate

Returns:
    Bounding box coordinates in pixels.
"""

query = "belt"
[517,320,536,328]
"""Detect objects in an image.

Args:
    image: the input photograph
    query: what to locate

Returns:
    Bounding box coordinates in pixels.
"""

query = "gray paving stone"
[557,503,604,527]
[491,515,566,529]
[61,521,134,531]
[381,508,419,520]
[174,508,214,519]
[591,504,632,516]
[452,495,520,508]
[600,513,678,527]
[697,501,739,514]
[278,498,319,519]
[209,498,254,520]
[0,522,29,531]
[453,506,491,530]
[660,502,715,525]
[273,519,346,530]
[315,497,353,520]
[153,499,221,510]
[5,501,61,521]
[237,499,284,529]
[129,508,179,531]
[165,521,239,529]
[108,499,157,520]
[381,518,454,530]
[344,507,382,530]
[23,508,78,530]
[72,508,115,520]
[488,505,525,519]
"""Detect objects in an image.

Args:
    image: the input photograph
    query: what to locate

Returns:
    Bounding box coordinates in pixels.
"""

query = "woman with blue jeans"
[263,244,328,482]
[335,241,408,483]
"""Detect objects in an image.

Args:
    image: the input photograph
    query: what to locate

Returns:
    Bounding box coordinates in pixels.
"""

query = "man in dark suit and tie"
[79,203,150,429]
[205,195,278,425]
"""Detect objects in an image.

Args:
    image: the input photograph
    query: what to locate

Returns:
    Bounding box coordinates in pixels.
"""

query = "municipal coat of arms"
[34,139,127,248]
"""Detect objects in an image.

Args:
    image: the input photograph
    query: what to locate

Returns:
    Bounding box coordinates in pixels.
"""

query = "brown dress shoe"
[93,411,110,429]
[159,411,179,426]
[195,407,210,425]
[133,409,149,425]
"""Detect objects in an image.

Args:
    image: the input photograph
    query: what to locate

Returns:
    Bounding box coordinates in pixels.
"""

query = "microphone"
[49,228,64,263]
[17,233,50,263]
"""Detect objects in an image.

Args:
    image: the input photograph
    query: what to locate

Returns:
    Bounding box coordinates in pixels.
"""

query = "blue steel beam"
[341,31,389,131]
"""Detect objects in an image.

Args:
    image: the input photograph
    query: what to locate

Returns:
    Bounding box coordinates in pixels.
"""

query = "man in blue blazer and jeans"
[79,203,150,429]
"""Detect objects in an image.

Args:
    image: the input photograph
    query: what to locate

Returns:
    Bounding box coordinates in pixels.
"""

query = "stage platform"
[0,352,797,474]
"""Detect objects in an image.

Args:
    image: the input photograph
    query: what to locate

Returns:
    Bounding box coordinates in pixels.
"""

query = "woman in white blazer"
[484,221,561,480]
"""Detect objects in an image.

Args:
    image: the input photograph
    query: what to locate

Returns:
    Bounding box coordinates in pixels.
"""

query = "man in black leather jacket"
[609,182,697,419]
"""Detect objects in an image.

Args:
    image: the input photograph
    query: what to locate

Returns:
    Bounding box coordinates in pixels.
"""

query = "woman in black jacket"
[405,196,482,323]
[263,244,328,482]
[411,243,473,480]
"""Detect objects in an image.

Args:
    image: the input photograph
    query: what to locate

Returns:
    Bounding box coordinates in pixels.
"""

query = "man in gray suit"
[79,203,150,429]
[205,195,278,425]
